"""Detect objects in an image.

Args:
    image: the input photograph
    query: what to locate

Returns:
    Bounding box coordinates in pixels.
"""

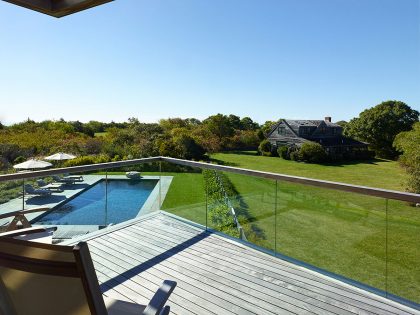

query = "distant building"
[267,117,369,157]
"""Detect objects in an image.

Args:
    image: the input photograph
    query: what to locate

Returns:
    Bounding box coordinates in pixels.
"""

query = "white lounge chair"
[24,184,52,196]
[36,179,64,192]
[52,175,75,184]
[63,173,84,182]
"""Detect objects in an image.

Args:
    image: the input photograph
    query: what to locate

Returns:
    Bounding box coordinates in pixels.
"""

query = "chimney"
[324,116,331,123]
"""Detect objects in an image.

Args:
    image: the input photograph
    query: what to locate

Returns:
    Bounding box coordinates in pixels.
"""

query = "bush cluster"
[258,140,278,157]
[277,142,375,164]
[203,170,240,237]
[299,142,328,163]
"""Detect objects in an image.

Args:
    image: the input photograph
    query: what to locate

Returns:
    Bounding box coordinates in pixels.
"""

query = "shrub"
[299,142,327,163]
[63,154,110,167]
[203,170,240,238]
[290,150,301,161]
[13,156,25,164]
[287,145,301,161]
[258,140,272,156]
[277,146,289,160]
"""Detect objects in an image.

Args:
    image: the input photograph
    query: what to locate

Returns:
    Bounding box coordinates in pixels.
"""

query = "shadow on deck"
[70,212,418,315]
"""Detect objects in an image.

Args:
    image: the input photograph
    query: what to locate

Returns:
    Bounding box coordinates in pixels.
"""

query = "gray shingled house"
[267,117,369,157]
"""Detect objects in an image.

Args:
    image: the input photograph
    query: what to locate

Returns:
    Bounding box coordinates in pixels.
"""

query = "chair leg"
[159,306,170,315]
[7,214,32,231]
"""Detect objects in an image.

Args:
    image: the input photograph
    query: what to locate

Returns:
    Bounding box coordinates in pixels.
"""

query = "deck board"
[77,212,419,315]
[110,226,351,314]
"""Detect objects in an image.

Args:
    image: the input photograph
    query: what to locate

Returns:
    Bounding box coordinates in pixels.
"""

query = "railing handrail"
[0,156,419,203]
[161,157,420,203]
[0,157,161,181]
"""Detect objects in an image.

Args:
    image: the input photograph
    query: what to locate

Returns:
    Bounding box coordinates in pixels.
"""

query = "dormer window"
[332,128,337,135]
[320,126,326,134]
[278,127,285,135]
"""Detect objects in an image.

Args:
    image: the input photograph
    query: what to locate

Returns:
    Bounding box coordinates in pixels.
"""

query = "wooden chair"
[0,207,56,243]
[0,237,176,315]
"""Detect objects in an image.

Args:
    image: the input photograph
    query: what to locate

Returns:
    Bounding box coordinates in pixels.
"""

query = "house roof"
[285,119,341,133]
[268,119,341,137]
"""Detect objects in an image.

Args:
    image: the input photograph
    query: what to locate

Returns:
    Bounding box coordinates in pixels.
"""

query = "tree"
[240,117,259,130]
[393,122,420,193]
[336,120,347,128]
[261,120,277,136]
[227,115,241,130]
[203,114,234,141]
[344,101,419,158]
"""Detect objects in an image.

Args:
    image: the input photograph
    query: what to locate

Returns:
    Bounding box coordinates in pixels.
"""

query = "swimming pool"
[35,179,158,225]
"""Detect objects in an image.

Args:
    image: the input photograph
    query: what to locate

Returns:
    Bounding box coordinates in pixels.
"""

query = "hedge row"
[203,169,240,238]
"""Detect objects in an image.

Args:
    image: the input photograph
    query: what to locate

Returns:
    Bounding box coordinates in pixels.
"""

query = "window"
[301,127,308,135]
[332,128,337,135]
[278,127,285,135]
[320,126,326,134]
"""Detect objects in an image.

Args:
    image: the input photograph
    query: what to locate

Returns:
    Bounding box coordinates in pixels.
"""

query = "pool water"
[35,179,158,225]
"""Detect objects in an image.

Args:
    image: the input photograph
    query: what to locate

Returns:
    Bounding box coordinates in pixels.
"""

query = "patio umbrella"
[13,159,52,170]
[44,152,76,161]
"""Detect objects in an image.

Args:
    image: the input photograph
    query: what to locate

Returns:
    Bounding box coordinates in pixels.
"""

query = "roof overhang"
[3,0,113,18]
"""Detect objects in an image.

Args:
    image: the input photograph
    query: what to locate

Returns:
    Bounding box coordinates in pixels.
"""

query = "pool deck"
[0,175,172,240]
[66,211,419,315]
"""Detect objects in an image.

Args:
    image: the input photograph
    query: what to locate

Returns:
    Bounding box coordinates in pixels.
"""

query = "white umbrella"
[44,152,76,161]
[13,159,52,170]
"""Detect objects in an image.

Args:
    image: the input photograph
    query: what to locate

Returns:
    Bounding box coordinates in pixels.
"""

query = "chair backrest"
[36,179,46,187]
[0,238,107,315]
[23,184,35,193]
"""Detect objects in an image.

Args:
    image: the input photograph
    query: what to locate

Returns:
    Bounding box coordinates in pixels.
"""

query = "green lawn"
[211,151,408,191]
[159,172,206,225]
[158,152,418,304]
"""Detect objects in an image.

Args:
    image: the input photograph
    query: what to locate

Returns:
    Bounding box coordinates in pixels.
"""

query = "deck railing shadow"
[25,195,67,205]
[99,231,210,292]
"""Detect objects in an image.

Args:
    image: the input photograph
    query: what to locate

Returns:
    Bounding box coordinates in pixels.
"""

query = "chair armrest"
[0,226,57,238]
[0,207,50,220]
[142,280,177,315]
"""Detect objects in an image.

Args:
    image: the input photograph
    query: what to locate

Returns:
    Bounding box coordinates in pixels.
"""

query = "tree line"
[0,114,275,170]
[0,100,418,192]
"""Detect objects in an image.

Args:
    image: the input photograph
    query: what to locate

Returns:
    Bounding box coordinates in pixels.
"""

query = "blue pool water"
[35,179,158,225]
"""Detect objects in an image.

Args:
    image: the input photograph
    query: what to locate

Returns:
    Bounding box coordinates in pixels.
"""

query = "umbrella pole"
[105,172,108,226]
[22,179,25,210]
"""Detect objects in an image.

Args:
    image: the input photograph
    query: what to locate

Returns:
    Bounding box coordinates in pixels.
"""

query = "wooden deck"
[72,212,418,315]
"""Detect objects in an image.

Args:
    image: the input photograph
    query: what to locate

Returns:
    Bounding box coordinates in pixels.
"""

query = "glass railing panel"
[0,179,25,229]
[0,179,24,210]
[106,162,161,220]
[276,181,387,292]
[387,198,420,305]
[207,170,276,251]
[159,161,206,226]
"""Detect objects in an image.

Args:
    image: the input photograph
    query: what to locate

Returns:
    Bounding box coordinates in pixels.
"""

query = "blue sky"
[0,0,418,124]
